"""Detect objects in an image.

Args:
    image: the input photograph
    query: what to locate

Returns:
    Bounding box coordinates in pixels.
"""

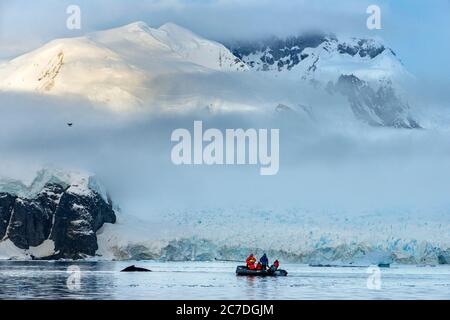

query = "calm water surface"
[0,261,449,300]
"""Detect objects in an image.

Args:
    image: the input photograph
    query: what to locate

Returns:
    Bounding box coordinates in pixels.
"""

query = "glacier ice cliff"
[96,207,450,265]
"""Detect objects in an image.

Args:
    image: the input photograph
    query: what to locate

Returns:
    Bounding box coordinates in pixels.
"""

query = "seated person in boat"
[246,254,257,270]
[269,260,280,273]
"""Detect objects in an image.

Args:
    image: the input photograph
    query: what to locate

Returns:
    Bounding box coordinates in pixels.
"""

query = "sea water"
[0,261,449,300]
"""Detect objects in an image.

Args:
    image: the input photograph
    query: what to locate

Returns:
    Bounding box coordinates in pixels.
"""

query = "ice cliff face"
[331,75,420,128]
[0,169,116,260]
[95,207,450,265]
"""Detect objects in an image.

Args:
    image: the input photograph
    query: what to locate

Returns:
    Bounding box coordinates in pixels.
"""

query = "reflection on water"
[0,261,450,300]
[0,261,117,300]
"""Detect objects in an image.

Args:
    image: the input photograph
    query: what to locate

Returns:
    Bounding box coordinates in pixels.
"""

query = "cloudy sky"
[0,0,449,80]
[0,0,449,216]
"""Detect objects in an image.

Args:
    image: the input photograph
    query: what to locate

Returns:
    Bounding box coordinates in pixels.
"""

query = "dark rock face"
[337,39,389,59]
[227,35,420,130]
[0,182,116,259]
[8,198,51,249]
[51,190,116,258]
[227,33,330,72]
[333,74,421,129]
[6,183,64,249]
[226,35,388,73]
[0,194,16,239]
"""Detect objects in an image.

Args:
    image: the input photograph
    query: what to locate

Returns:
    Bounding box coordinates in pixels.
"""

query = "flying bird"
[67,123,73,127]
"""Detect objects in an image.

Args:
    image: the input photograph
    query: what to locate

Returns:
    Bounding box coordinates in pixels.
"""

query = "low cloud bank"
[1,91,450,219]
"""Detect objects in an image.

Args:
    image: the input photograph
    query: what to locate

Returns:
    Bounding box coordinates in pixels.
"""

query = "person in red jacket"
[256,262,263,270]
[269,260,280,273]
[246,254,256,270]
[273,260,280,269]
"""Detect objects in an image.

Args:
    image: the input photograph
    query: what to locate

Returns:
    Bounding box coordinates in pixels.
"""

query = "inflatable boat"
[235,266,288,277]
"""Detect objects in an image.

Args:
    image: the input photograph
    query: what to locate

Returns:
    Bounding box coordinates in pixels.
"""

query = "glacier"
[96,207,450,265]
[2,168,450,265]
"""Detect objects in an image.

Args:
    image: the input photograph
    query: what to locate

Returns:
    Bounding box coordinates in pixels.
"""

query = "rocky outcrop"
[333,74,421,129]
[50,188,116,258]
[6,183,63,249]
[0,194,16,239]
[0,171,116,260]
[227,33,330,72]
[226,35,390,74]
[336,38,390,59]
[227,34,421,129]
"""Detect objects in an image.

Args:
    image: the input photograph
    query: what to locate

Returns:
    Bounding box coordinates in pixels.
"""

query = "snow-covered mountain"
[227,35,419,128]
[0,22,420,128]
[0,22,246,112]
[228,35,407,82]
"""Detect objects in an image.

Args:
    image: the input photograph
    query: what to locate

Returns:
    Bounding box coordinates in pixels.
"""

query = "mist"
[1,90,450,221]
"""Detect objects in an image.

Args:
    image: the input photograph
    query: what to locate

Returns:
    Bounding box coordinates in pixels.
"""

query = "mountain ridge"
[0,21,420,128]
